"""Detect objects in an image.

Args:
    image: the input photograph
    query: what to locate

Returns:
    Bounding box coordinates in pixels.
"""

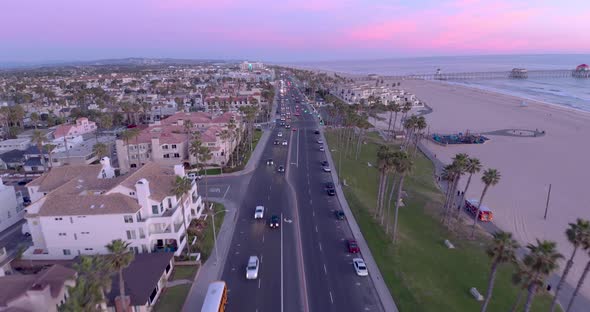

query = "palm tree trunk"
[375,172,384,219]
[379,176,389,223]
[392,174,406,242]
[181,202,191,255]
[442,176,455,223]
[391,112,399,141]
[523,283,538,312]
[119,268,127,312]
[385,175,397,234]
[510,287,526,312]
[552,247,578,311]
[470,186,489,238]
[480,260,499,312]
[566,260,590,312]
[456,173,473,219]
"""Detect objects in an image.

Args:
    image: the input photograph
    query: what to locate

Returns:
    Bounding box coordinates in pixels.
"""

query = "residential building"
[0,264,76,312]
[106,252,174,312]
[50,136,115,167]
[0,138,31,153]
[53,117,97,139]
[22,158,204,260]
[0,149,25,170]
[115,112,242,173]
[0,177,25,233]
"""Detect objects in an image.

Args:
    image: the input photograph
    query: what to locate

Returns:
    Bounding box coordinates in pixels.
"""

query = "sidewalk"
[320,128,399,312]
[182,197,239,312]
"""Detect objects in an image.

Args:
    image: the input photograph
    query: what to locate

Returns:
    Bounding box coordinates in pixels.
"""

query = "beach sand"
[373,79,590,301]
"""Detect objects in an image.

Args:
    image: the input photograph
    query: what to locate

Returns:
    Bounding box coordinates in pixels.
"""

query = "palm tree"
[442,154,468,224]
[391,150,413,242]
[171,176,193,256]
[120,128,139,170]
[456,157,482,219]
[387,102,401,141]
[189,136,202,170]
[60,255,112,312]
[550,219,590,311]
[44,144,56,170]
[521,240,563,312]
[105,239,134,312]
[198,146,213,203]
[470,169,501,238]
[481,231,519,312]
[220,129,230,172]
[375,145,392,220]
[31,130,47,171]
[93,142,109,159]
[30,112,39,129]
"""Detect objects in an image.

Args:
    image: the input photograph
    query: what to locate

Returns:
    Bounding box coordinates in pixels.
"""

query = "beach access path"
[372,79,590,310]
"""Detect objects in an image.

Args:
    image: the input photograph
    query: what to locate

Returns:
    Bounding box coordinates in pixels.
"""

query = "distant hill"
[0,57,243,69]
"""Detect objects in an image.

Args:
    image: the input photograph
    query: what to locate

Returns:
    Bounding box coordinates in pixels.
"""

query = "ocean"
[294,54,590,112]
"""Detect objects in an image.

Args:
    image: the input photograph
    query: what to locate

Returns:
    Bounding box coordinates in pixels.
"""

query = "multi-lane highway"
[219,76,383,312]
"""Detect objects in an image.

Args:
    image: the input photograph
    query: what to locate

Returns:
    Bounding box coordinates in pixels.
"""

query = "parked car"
[334,210,345,220]
[317,139,323,144]
[348,240,360,253]
[282,140,288,146]
[246,256,260,279]
[353,258,368,276]
[314,130,320,134]
[321,161,329,166]
[269,215,280,228]
[322,166,331,172]
[254,206,265,219]
[274,140,280,145]
[319,146,325,152]
[266,159,274,166]
[277,165,285,173]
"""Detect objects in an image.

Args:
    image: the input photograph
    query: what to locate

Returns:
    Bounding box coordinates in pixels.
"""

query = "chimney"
[174,164,185,177]
[135,179,151,211]
[98,157,116,179]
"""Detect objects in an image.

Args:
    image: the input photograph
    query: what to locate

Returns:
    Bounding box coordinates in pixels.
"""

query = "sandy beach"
[373,79,590,300]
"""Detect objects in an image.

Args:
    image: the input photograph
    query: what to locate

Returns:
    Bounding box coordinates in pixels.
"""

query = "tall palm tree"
[470,169,501,238]
[456,157,482,219]
[105,239,134,312]
[171,176,193,256]
[60,255,112,312]
[44,144,56,170]
[521,240,563,312]
[220,129,230,172]
[92,142,109,160]
[198,146,213,203]
[189,136,202,170]
[387,102,402,141]
[391,150,413,242]
[31,130,47,171]
[551,219,590,311]
[375,145,392,220]
[443,154,468,224]
[481,231,519,312]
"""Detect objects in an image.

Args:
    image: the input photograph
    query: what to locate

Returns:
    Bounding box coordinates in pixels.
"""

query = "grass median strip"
[325,129,558,312]
[154,284,191,312]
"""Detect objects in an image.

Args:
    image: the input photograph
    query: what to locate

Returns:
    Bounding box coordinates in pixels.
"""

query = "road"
[213,77,383,312]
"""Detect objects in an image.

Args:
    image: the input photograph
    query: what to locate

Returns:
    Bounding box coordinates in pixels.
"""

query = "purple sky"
[1,0,589,62]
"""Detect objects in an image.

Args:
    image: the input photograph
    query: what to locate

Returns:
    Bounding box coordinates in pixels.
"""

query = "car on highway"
[325,182,336,195]
[292,128,297,132]
[285,124,291,129]
[322,166,331,172]
[314,130,320,134]
[282,140,288,146]
[269,215,280,228]
[266,159,274,166]
[317,139,323,144]
[277,165,285,173]
[321,160,329,166]
[352,258,368,276]
[254,206,265,219]
[277,132,283,137]
[246,256,260,280]
[274,140,280,145]
[319,146,325,152]
[348,240,360,253]
[334,210,345,220]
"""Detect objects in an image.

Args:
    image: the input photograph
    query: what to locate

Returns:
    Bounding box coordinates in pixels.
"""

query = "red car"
[347,240,360,253]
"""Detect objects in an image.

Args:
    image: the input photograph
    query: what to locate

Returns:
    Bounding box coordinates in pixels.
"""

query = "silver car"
[353,258,368,276]
[246,256,260,280]
[254,206,264,219]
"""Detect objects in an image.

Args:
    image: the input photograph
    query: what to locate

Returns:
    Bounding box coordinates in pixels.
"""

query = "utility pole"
[544,184,552,220]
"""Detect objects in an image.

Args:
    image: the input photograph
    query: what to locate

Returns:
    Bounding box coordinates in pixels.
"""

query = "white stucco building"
[22,157,205,260]
[0,177,25,233]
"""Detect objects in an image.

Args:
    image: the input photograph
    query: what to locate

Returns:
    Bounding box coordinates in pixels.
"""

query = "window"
[81,231,90,234]
[139,228,146,239]
[163,154,170,159]
[131,246,139,254]
[58,233,67,236]
[130,164,137,168]
[171,144,177,149]
[142,244,148,253]
[84,248,94,251]
[70,217,73,223]
[152,205,159,214]
[160,202,164,213]
[126,230,137,240]
[63,249,71,255]
[74,233,77,240]
[124,215,134,223]
[162,145,169,150]
[136,212,143,222]
[167,198,172,208]
[54,217,63,221]
[174,153,180,158]
[129,191,136,196]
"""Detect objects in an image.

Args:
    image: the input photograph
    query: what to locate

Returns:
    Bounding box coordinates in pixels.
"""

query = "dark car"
[314,130,320,134]
[335,210,345,220]
[266,159,274,166]
[348,240,360,253]
[277,165,285,173]
[269,215,280,228]
[325,182,336,195]
[321,160,329,167]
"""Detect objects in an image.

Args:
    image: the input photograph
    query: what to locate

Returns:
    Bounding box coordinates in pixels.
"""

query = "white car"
[317,140,323,144]
[246,256,260,280]
[322,166,331,172]
[353,258,368,276]
[254,206,265,219]
[278,132,283,137]
[319,146,325,152]
[282,140,288,146]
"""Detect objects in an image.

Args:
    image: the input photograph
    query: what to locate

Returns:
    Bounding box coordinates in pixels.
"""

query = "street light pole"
[211,208,229,265]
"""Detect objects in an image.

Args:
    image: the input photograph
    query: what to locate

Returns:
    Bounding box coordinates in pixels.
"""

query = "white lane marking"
[262,235,265,243]
[223,185,231,198]
[315,225,318,233]
[296,127,300,166]
[323,264,327,275]
[261,255,264,262]
[329,291,334,304]
[312,211,315,217]
[310,199,313,205]
[318,242,322,252]
[259,278,261,289]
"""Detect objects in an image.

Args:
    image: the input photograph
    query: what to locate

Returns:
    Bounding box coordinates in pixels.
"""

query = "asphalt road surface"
[219,78,382,312]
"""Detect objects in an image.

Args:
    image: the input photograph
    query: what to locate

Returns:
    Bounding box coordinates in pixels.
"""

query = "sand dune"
[375,79,590,300]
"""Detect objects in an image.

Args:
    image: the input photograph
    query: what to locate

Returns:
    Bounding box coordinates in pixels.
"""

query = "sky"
[1,0,589,63]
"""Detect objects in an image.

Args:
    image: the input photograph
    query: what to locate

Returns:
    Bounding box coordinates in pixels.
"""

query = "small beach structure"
[509,68,528,79]
[572,64,590,78]
[431,131,489,145]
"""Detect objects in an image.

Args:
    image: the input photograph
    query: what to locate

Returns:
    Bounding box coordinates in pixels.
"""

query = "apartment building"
[0,177,25,233]
[115,112,242,173]
[0,138,31,153]
[53,117,97,139]
[22,157,204,260]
